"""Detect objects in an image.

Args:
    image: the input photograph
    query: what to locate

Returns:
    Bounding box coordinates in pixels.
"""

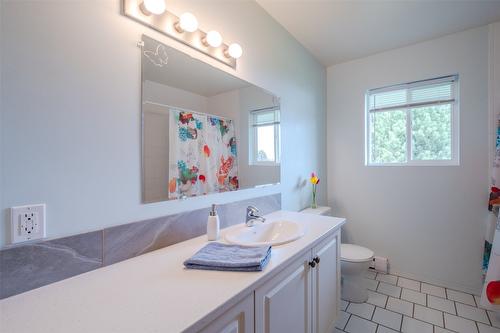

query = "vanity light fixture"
[140,0,166,15]
[123,0,241,67]
[203,30,223,48]
[225,43,243,59]
[174,12,199,33]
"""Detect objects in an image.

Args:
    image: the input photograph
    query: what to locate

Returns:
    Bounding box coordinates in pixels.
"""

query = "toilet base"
[341,275,369,303]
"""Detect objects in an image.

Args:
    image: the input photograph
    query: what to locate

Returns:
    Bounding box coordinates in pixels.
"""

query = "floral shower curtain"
[486,116,500,275]
[168,108,238,199]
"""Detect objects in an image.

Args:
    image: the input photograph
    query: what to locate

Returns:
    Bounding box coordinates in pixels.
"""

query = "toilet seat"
[341,244,374,263]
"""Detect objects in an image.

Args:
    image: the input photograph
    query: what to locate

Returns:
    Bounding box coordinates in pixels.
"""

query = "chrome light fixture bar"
[123,0,241,68]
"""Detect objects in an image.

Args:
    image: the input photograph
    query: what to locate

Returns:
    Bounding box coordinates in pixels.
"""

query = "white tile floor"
[335,270,500,333]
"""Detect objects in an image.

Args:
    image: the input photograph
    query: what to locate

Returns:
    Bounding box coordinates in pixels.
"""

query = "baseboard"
[388,268,482,296]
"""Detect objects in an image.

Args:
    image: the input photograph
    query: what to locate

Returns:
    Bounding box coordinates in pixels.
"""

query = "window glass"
[256,125,275,162]
[366,75,458,166]
[370,110,407,164]
[250,108,280,165]
[411,104,452,161]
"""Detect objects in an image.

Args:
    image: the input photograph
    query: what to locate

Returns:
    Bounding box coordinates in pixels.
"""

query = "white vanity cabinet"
[255,251,313,333]
[311,233,340,333]
[254,231,340,333]
[198,293,254,333]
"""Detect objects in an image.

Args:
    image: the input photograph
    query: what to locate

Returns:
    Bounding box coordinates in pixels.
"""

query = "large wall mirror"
[142,35,281,203]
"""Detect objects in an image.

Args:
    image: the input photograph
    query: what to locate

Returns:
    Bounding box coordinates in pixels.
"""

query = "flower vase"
[311,185,317,209]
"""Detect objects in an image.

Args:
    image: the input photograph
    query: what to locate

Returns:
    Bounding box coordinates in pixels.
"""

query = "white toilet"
[341,244,374,303]
[301,206,375,303]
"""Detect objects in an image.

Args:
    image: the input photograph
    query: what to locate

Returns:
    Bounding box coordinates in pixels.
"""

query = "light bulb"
[204,30,222,47]
[177,12,198,33]
[141,0,166,15]
[226,43,243,59]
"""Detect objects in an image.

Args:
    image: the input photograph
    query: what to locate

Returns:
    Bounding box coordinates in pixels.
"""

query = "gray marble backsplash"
[0,194,281,299]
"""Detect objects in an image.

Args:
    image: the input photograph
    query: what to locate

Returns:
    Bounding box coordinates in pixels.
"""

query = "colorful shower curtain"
[168,108,238,199]
[486,116,500,275]
[481,115,500,310]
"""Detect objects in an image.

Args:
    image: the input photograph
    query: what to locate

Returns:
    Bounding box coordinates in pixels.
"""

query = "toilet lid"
[341,244,374,262]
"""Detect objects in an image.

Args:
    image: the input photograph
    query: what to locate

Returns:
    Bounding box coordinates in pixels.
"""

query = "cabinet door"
[312,232,339,333]
[255,251,312,333]
[198,292,254,333]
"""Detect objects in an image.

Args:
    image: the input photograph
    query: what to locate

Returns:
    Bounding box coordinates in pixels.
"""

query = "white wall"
[207,89,240,120]
[143,80,208,113]
[327,26,489,293]
[0,0,326,246]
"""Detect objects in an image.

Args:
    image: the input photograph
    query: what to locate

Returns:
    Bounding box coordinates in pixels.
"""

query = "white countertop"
[300,206,332,216]
[0,211,345,333]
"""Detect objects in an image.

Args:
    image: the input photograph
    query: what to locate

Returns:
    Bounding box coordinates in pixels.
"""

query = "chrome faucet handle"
[247,205,259,215]
[246,206,265,227]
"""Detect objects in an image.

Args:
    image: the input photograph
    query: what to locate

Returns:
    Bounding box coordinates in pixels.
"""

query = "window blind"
[367,75,457,112]
[251,107,280,126]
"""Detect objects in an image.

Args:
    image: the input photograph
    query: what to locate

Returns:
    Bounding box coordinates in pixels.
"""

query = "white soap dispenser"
[207,204,220,241]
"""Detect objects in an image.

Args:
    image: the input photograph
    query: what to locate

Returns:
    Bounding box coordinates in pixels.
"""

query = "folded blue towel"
[184,242,272,272]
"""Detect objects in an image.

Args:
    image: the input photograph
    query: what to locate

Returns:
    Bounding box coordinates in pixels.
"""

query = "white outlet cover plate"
[10,204,46,244]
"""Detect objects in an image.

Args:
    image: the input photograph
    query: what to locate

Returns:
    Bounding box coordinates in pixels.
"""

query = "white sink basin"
[224,220,305,247]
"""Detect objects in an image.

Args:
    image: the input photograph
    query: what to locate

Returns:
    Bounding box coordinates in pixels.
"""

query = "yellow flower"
[310,172,319,185]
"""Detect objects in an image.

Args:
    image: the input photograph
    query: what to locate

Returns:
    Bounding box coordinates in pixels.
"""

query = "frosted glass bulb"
[179,12,198,32]
[205,30,222,47]
[142,0,166,15]
[227,43,243,59]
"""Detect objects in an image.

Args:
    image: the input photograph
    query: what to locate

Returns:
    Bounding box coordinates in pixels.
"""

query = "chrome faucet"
[246,206,266,227]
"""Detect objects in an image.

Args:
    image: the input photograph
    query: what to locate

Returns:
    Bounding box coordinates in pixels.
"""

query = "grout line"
[342,312,352,331]
[486,310,496,328]
[453,300,458,322]
[409,315,443,331]
[441,310,445,332]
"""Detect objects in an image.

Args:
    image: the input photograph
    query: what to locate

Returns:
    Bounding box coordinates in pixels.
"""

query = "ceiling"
[257,0,500,67]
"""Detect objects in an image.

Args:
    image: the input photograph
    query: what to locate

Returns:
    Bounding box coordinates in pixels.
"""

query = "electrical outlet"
[10,204,46,244]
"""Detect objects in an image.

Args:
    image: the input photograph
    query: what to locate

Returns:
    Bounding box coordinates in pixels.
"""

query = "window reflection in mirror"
[250,108,280,166]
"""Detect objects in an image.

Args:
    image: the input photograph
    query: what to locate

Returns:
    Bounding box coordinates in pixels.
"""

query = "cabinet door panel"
[312,232,339,333]
[198,292,254,333]
[255,252,312,333]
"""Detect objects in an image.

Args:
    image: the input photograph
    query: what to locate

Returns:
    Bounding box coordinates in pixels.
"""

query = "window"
[250,107,280,165]
[366,75,459,166]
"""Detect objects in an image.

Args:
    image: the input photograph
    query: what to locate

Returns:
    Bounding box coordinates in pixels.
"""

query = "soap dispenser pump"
[207,204,220,241]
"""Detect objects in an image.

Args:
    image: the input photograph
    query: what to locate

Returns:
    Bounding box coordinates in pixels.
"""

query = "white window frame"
[249,107,281,166]
[365,75,460,167]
